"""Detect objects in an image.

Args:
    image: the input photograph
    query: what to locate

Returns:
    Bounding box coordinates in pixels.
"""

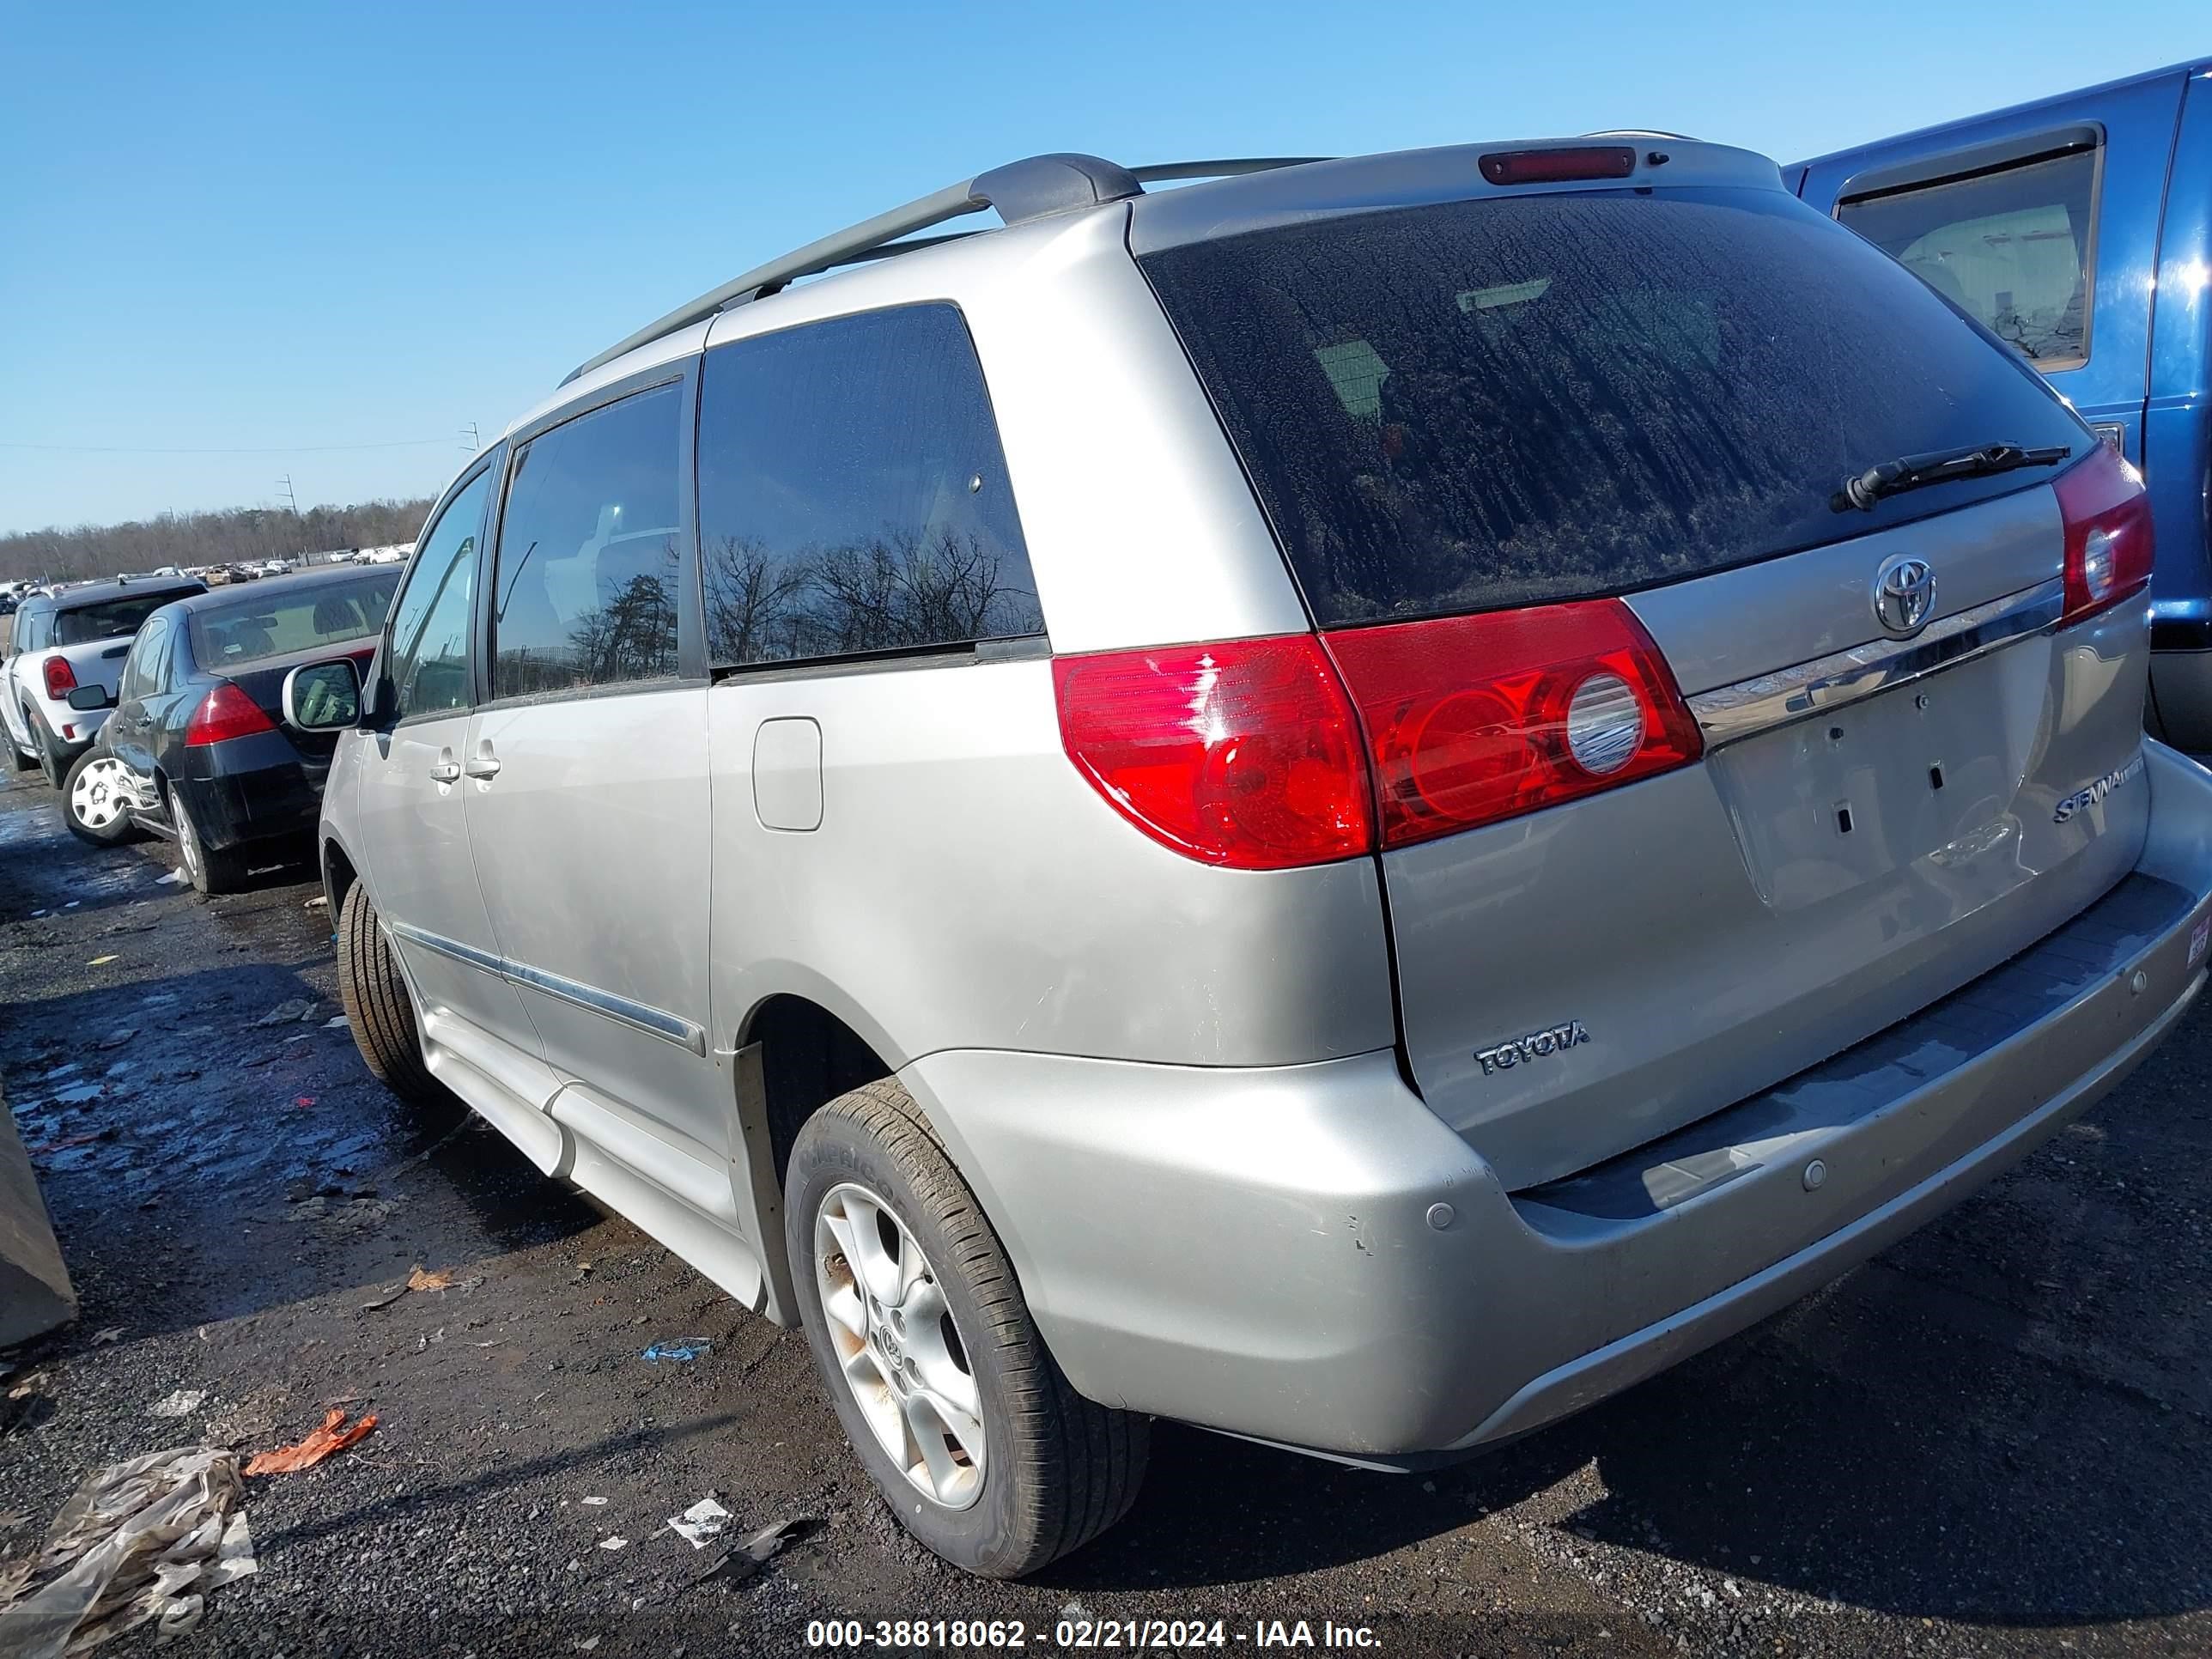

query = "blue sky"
[2,2,2203,537]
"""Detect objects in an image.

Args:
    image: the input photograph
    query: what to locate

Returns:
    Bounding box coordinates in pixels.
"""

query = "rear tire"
[61,749,140,847]
[786,1079,1148,1577]
[170,788,246,896]
[30,713,64,789]
[335,880,445,1108]
[9,724,35,772]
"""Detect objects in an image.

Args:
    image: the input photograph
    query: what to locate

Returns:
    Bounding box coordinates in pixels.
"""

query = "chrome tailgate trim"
[1688,578,2067,749]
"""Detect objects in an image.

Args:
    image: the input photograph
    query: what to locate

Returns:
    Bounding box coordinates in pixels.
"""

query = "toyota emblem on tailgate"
[1872,555,1936,637]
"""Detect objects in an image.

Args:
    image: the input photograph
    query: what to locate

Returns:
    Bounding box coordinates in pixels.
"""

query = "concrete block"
[0,1085,76,1347]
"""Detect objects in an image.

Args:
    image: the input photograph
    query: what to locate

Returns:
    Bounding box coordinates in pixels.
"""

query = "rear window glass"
[1139,187,2087,627]
[52,590,201,645]
[189,571,401,667]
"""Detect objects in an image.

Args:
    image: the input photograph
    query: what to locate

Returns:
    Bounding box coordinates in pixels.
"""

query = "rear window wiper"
[1832,442,2070,513]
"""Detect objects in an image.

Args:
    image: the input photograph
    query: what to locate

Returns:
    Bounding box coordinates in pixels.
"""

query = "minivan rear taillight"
[1325,599,1702,850]
[1053,636,1372,870]
[1052,601,1702,866]
[42,656,76,700]
[2056,445,2154,624]
[185,682,276,747]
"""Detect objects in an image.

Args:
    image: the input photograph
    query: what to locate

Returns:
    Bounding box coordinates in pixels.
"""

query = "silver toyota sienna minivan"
[289,138,2212,1577]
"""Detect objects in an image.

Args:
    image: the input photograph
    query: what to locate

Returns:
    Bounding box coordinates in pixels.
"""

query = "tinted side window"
[122,617,167,700]
[386,469,490,722]
[697,304,1044,668]
[491,386,683,699]
[1838,148,2098,369]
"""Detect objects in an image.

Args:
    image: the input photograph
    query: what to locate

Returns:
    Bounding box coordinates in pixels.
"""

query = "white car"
[3,576,205,784]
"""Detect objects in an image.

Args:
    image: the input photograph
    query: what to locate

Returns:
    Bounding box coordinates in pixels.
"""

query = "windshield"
[1139,186,2088,626]
[189,571,402,666]
[52,589,199,645]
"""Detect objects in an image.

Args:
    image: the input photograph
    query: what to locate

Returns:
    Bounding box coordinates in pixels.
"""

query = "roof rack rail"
[560,152,1328,386]
[1130,157,1330,184]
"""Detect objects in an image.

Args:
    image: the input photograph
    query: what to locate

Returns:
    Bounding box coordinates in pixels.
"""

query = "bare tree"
[702,526,1039,665]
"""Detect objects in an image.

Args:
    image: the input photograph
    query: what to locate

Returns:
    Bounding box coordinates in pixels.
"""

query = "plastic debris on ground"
[85,957,116,968]
[322,1016,348,1030]
[251,1000,318,1029]
[595,1536,628,1553]
[665,1498,730,1551]
[405,1266,453,1292]
[154,870,187,887]
[89,1329,124,1347]
[0,1444,256,1659]
[693,1517,811,1589]
[580,1496,608,1507]
[242,1409,376,1476]
[302,896,327,912]
[640,1340,710,1364]
[146,1390,205,1420]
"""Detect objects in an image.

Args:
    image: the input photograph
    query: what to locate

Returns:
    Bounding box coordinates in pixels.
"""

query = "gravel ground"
[2,760,2209,1658]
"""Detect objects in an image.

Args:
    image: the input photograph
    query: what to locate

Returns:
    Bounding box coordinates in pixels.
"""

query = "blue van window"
[1141,187,2089,627]
[1838,149,2098,371]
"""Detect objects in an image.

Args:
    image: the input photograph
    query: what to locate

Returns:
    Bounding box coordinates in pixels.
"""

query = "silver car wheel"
[174,799,203,881]
[814,1181,987,1510]
[70,757,128,830]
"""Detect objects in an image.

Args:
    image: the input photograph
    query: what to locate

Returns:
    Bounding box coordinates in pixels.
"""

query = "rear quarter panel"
[707,657,1395,1071]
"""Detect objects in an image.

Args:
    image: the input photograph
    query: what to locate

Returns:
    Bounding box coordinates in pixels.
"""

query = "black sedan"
[63,563,401,893]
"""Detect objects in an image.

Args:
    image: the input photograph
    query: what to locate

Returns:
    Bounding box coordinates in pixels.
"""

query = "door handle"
[463,756,501,780]
[428,757,462,784]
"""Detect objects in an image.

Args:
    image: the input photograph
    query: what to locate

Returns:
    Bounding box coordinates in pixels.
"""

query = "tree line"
[0,498,435,584]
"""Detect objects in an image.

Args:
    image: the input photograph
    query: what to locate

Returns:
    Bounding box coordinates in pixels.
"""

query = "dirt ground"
[3,760,2209,1658]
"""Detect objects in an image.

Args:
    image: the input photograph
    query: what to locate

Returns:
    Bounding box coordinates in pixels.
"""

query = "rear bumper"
[907,741,2212,1459]
[29,701,103,762]
[182,732,325,851]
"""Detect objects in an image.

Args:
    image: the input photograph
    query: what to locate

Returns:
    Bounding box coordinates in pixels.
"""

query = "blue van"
[1795,59,2212,755]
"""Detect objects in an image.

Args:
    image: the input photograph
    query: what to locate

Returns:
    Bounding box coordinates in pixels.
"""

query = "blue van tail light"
[2057,445,2154,624]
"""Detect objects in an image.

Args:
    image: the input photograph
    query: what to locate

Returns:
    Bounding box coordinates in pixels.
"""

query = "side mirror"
[282,659,362,731]
[66,684,116,712]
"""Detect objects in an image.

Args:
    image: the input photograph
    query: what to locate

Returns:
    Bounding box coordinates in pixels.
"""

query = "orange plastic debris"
[244,1409,377,1476]
[405,1266,453,1292]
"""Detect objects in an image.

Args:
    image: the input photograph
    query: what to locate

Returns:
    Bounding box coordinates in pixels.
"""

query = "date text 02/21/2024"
[804,1617,1384,1649]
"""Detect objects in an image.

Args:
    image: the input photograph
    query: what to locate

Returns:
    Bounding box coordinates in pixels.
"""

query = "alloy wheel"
[70,757,129,832]
[175,799,203,882]
[813,1182,987,1509]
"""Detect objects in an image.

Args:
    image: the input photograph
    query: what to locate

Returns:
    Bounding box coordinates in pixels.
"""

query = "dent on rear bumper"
[906,742,2212,1459]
